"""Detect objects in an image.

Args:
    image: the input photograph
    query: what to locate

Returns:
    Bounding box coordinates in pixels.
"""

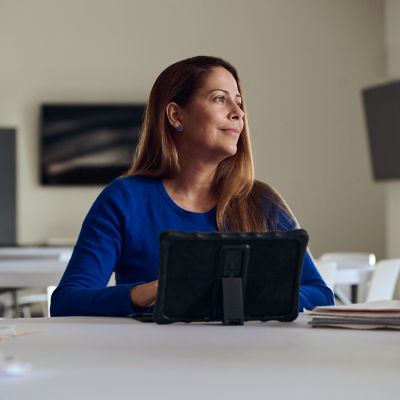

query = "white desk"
[335,265,374,285]
[335,264,374,303]
[0,247,72,260]
[0,248,71,317]
[0,259,68,317]
[1,315,399,399]
[0,259,68,288]
[0,247,72,288]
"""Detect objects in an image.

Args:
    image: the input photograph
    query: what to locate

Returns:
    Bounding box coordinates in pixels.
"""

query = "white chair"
[315,261,337,291]
[366,259,400,302]
[319,252,376,266]
[318,252,376,303]
[1,248,72,317]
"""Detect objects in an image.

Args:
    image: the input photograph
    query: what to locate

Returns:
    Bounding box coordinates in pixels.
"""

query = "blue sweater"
[50,176,334,317]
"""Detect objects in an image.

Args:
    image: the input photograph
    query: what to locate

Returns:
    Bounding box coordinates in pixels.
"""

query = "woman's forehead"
[198,67,240,94]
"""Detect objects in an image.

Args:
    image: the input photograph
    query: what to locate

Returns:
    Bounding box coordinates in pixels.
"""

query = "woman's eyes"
[214,96,243,108]
[215,95,226,103]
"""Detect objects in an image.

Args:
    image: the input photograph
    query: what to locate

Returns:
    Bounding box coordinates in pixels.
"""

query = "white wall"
[384,0,400,258]
[0,0,386,258]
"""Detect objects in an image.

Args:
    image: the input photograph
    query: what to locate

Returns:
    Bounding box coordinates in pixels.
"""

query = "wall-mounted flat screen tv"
[362,81,400,181]
[40,104,145,185]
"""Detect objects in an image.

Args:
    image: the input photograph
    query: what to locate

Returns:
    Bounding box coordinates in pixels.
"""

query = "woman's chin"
[221,144,238,159]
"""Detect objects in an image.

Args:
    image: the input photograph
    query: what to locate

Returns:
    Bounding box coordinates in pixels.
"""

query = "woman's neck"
[163,161,218,213]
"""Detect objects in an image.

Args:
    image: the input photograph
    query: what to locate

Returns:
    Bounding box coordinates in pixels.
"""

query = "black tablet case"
[153,229,308,324]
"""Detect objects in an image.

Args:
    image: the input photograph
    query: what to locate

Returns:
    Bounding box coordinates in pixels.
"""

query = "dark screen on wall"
[362,81,400,181]
[40,104,145,185]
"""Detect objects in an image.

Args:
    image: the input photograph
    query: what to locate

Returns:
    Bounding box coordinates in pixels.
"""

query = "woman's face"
[176,66,245,163]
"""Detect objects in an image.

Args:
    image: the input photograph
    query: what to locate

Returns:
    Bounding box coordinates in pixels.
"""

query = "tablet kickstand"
[222,277,244,325]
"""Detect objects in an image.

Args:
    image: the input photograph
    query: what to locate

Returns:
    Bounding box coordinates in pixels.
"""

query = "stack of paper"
[305,300,400,330]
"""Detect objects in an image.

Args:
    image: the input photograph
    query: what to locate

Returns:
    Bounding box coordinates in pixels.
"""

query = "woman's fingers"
[130,280,158,308]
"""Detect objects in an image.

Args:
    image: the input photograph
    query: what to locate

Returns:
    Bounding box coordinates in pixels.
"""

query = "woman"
[50,56,334,317]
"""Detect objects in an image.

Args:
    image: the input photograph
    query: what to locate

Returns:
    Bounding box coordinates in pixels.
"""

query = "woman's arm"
[298,251,335,310]
[50,180,140,317]
[273,205,335,311]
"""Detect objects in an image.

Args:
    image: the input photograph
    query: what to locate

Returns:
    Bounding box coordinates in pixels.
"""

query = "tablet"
[153,229,308,325]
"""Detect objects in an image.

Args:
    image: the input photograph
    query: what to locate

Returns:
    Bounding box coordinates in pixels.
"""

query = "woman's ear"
[166,102,183,130]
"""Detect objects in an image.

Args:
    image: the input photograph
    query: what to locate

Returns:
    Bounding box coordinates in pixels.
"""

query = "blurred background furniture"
[0,247,72,317]
[314,261,337,291]
[366,258,400,302]
[317,252,376,304]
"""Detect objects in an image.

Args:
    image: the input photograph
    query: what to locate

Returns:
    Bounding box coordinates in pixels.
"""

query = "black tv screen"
[40,104,145,185]
[362,81,400,181]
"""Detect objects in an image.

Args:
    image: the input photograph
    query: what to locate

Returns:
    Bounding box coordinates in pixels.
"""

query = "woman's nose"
[231,103,244,120]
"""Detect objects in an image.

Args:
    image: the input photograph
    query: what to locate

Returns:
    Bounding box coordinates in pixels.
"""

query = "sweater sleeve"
[275,207,335,311]
[50,180,139,317]
[298,251,335,310]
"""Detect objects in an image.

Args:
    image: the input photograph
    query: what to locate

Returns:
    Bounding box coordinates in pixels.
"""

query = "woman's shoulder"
[113,175,160,190]
[95,175,161,204]
[252,179,282,209]
[253,180,298,231]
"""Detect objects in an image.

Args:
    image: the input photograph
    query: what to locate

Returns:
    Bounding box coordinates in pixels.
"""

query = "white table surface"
[0,247,72,288]
[334,264,374,285]
[0,247,72,260]
[0,259,67,288]
[1,315,399,400]
[335,265,374,303]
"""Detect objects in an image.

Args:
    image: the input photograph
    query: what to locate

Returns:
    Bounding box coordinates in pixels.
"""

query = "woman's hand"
[130,280,158,308]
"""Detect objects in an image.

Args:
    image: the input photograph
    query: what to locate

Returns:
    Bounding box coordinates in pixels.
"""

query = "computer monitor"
[362,81,400,181]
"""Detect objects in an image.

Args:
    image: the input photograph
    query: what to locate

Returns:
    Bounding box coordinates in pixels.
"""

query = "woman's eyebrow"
[208,89,241,98]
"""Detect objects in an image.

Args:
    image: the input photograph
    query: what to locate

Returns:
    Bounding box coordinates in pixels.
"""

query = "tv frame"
[39,103,146,186]
[362,81,400,181]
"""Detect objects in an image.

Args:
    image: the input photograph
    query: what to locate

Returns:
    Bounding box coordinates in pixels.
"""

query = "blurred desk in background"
[0,247,72,287]
[335,264,375,303]
[0,247,72,317]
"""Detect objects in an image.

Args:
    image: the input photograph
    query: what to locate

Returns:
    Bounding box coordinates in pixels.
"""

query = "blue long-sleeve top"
[50,176,334,317]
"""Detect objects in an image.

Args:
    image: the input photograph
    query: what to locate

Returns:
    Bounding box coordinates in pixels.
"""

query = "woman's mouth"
[221,128,240,136]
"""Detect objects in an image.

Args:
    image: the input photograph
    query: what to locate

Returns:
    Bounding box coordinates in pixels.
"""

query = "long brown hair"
[124,56,294,231]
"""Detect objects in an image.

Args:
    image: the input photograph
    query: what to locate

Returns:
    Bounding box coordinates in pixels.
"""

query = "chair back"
[315,261,337,291]
[366,259,400,302]
[319,252,376,268]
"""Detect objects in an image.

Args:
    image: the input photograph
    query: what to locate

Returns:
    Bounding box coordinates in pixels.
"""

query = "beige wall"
[384,0,400,258]
[0,0,386,258]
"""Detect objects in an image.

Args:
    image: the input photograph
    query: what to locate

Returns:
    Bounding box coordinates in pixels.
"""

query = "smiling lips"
[221,128,240,136]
